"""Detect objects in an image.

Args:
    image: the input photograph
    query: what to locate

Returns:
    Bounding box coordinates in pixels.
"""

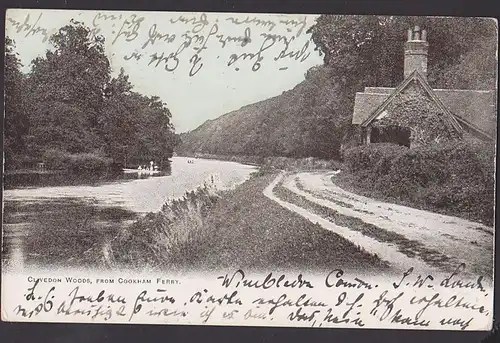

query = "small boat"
[122,168,162,175]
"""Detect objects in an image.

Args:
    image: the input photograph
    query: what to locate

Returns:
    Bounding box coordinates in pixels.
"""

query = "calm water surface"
[4,157,257,213]
[2,157,257,271]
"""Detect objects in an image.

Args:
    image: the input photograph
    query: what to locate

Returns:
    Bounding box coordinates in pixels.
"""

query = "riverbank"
[3,168,133,189]
[111,171,389,274]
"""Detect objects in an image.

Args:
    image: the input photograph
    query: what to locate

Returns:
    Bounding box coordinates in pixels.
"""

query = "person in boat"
[138,165,142,170]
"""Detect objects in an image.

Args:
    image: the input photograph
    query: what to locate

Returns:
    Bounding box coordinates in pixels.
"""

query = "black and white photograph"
[1,9,497,330]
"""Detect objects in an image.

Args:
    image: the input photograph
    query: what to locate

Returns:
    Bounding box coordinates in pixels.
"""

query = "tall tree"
[6,21,178,173]
[4,37,29,169]
[100,68,136,164]
[101,68,176,168]
[126,94,176,168]
[28,21,111,155]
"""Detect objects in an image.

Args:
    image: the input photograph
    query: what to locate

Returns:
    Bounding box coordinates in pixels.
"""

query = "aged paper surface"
[2,9,497,330]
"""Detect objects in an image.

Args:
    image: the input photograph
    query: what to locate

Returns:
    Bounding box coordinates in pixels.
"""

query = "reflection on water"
[2,198,138,271]
[2,157,258,271]
[4,157,257,213]
[4,166,171,190]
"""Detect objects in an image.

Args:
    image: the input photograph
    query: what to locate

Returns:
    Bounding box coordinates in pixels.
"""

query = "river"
[2,157,258,271]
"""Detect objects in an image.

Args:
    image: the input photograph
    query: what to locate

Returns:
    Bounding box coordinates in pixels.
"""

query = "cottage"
[351,26,497,147]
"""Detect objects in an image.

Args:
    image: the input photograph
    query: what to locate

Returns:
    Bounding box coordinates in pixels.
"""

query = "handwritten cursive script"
[5,264,492,330]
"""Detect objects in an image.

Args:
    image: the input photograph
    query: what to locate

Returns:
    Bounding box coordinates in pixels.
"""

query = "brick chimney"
[404,26,429,79]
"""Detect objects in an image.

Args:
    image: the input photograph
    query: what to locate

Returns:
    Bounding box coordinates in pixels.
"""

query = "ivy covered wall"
[372,81,462,147]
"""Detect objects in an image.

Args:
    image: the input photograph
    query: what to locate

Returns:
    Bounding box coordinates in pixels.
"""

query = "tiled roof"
[352,92,389,124]
[352,85,497,137]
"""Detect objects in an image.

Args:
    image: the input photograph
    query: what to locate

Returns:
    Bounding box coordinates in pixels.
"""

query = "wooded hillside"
[177,65,343,159]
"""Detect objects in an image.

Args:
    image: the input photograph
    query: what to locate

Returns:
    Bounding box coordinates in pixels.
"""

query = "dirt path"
[264,171,494,279]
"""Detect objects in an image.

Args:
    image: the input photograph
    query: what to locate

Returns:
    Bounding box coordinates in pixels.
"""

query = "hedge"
[42,149,112,173]
[342,141,495,225]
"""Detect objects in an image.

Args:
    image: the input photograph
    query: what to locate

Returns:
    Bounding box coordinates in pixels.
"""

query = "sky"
[5,9,323,133]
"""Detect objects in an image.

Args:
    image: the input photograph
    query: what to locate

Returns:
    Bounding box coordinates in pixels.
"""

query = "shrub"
[343,143,408,174]
[42,149,72,170]
[260,156,343,170]
[184,153,342,171]
[68,152,112,173]
[42,149,112,173]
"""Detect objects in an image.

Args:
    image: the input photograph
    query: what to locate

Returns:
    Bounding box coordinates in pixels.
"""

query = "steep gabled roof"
[360,70,464,134]
[351,92,388,125]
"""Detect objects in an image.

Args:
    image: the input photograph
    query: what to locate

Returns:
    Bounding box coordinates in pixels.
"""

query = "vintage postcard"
[1,9,497,330]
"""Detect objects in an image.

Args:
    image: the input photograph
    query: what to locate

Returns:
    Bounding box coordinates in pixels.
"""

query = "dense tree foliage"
[4,38,29,168]
[308,16,497,90]
[100,68,177,169]
[4,22,178,171]
[179,16,497,159]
